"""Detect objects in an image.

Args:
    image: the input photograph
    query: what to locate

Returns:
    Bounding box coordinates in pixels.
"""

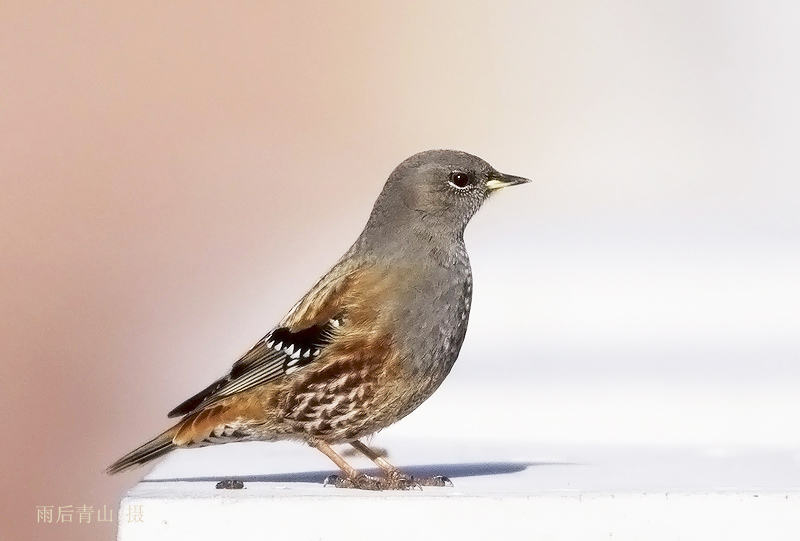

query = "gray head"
[360,150,529,249]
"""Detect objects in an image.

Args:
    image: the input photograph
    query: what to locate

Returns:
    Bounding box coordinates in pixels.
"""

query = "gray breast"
[396,240,473,379]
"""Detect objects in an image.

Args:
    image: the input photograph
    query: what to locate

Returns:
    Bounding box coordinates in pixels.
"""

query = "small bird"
[107,149,529,489]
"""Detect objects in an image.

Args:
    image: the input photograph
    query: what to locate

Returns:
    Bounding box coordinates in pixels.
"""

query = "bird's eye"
[449,171,471,189]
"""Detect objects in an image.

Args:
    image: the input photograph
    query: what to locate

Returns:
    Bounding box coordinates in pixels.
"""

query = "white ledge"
[117,439,800,540]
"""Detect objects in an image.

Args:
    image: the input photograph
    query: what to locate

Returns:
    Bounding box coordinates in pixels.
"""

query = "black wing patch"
[167,319,340,418]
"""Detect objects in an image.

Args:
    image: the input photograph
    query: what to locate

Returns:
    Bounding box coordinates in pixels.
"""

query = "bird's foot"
[322,472,451,490]
[379,471,451,489]
[322,472,421,491]
[215,479,245,489]
[384,470,422,490]
[323,474,385,491]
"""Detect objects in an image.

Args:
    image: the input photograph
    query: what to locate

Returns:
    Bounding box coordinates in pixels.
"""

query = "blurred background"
[2,1,798,539]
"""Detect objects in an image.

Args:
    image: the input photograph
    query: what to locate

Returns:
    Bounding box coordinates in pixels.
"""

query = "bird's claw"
[417,475,453,487]
[323,474,384,490]
[323,474,342,487]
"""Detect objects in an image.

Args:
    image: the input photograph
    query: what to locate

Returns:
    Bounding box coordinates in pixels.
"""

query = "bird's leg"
[349,440,452,488]
[349,440,398,474]
[312,440,383,490]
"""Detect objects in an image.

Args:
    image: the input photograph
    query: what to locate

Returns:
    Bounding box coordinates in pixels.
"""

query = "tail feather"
[107,399,252,475]
[106,427,178,475]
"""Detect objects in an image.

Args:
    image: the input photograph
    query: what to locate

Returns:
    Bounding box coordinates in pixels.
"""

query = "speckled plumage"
[107,150,529,489]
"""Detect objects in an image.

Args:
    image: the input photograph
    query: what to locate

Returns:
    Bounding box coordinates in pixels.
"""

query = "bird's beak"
[485,172,531,192]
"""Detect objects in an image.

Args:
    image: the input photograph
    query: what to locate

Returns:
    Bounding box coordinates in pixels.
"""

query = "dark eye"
[449,171,471,189]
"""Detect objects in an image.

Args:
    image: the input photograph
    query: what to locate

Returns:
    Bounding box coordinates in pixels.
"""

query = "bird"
[107,149,529,489]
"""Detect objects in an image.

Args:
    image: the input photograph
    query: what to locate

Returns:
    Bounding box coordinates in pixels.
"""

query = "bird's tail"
[106,426,179,475]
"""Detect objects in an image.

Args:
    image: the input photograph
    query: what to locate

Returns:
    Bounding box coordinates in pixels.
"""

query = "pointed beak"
[485,172,531,192]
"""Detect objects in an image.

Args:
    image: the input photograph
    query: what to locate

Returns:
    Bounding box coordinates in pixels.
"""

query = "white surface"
[118,438,800,540]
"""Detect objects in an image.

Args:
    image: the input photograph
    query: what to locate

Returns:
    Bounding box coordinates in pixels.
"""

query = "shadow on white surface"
[139,460,551,485]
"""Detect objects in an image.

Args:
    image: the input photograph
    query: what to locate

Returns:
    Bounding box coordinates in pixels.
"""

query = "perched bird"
[107,149,529,489]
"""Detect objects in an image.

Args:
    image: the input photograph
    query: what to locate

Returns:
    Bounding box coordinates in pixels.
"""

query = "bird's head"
[365,149,530,243]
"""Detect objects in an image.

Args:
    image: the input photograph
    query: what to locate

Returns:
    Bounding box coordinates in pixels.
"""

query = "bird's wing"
[167,260,366,418]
